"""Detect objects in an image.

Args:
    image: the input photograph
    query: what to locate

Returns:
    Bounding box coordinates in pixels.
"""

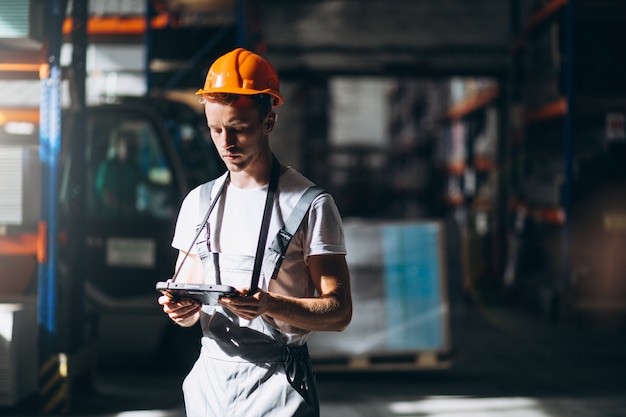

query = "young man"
[158,48,352,417]
[95,131,143,215]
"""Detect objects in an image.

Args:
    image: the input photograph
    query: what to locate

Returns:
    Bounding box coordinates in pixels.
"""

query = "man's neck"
[229,153,275,189]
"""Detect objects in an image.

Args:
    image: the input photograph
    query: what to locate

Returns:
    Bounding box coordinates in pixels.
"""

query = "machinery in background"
[0,96,224,379]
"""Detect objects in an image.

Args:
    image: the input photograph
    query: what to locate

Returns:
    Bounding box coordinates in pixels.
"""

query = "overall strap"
[199,179,216,213]
[171,175,227,282]
[265,185,326,279]
[248,155,281,295]
[197,179,221,284]
[188,159,323,293]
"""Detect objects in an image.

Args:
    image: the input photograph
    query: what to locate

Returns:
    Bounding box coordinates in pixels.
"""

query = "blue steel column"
[236,0,248,48]
[163,25,233,90]
[161,0,243,91]
[38,34,63,363]
[38,0,68,413]
[38,63,55,356]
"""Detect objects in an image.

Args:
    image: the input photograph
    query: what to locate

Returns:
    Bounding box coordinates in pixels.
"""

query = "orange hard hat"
[196,48,284,107]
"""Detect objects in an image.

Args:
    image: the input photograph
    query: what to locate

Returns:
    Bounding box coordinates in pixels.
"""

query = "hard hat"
[196,48,284,107]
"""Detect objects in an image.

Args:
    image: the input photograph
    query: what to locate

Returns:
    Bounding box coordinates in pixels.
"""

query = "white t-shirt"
[172,167,346,298]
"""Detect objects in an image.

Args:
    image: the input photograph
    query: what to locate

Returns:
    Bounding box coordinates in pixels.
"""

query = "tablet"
[156,281,239,305]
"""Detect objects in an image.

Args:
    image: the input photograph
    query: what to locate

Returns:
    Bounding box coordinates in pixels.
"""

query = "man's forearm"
[265,292,352,332]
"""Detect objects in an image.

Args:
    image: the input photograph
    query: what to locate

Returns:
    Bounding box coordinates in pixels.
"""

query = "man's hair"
[200,93,273,121]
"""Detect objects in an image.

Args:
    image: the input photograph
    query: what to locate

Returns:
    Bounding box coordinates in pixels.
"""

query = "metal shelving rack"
[506,0,626,318]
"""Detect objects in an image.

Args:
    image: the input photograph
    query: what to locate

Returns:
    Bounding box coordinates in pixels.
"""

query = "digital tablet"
[156,281,239,305]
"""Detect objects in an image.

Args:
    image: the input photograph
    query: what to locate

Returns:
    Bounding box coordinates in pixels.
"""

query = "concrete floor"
[4,301,626,417]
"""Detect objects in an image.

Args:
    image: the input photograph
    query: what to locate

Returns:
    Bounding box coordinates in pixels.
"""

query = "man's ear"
[265,111,277,132]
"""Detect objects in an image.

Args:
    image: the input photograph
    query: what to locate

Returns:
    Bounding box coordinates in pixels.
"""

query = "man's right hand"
[158,295,202,327]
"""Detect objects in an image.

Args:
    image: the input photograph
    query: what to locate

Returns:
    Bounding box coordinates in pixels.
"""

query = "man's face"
[204,96,273,173]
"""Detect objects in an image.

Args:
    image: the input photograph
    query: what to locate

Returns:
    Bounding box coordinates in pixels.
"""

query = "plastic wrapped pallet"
[307,219,451,370]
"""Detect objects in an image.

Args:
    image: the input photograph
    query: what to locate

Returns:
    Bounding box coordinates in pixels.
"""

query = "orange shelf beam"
[0,63,41,73]
[512,0,567,52]
[444,161,466,175]
[472,199,494,211]
[446,85,499,120]
[511,202,566,225]
[474,157,494,172]
[0,233,38,255]
[62,13,170,36]
[525,0,568,33]
[0,108,40,125]
[445,195,464,207]
[531,207,566,225]
[524,98,567,124]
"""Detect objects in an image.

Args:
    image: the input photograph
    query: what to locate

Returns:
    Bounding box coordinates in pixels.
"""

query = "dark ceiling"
[162,0,513,78]
[0,0,512,87]
[257,0,512,77]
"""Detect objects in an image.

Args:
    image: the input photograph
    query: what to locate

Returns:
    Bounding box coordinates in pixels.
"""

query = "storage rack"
[385,79,450,219]
[439,79,502,297]
[506,0,626,317]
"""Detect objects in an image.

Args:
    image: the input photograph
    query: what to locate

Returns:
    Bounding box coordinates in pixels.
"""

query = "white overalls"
[182,174,321,417]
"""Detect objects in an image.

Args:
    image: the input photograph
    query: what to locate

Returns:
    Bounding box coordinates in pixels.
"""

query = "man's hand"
[158,250,205,327]
[218,288,267,320]
[158,295,202,327]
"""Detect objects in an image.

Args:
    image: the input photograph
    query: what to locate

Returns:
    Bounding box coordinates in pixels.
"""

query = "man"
[95,131,143,215]
[158,48,352,417]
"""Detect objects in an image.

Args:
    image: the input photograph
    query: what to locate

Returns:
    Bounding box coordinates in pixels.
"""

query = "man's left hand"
[218,288,268,320]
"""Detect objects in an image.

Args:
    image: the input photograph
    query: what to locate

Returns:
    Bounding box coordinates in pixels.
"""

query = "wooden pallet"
[311,350,451,372]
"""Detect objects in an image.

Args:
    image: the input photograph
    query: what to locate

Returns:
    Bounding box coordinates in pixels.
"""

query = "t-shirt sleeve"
[171,185,201,253]
[304,193,346,257]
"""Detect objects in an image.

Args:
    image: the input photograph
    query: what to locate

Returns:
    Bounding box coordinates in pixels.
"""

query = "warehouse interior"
[1,0,626,416]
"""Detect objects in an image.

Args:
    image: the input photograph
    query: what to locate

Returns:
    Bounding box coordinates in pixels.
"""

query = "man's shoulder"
[280,167,316,191]
[277,168,336,217]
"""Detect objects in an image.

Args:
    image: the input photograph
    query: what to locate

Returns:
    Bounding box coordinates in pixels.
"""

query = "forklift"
[0,95,224,407]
